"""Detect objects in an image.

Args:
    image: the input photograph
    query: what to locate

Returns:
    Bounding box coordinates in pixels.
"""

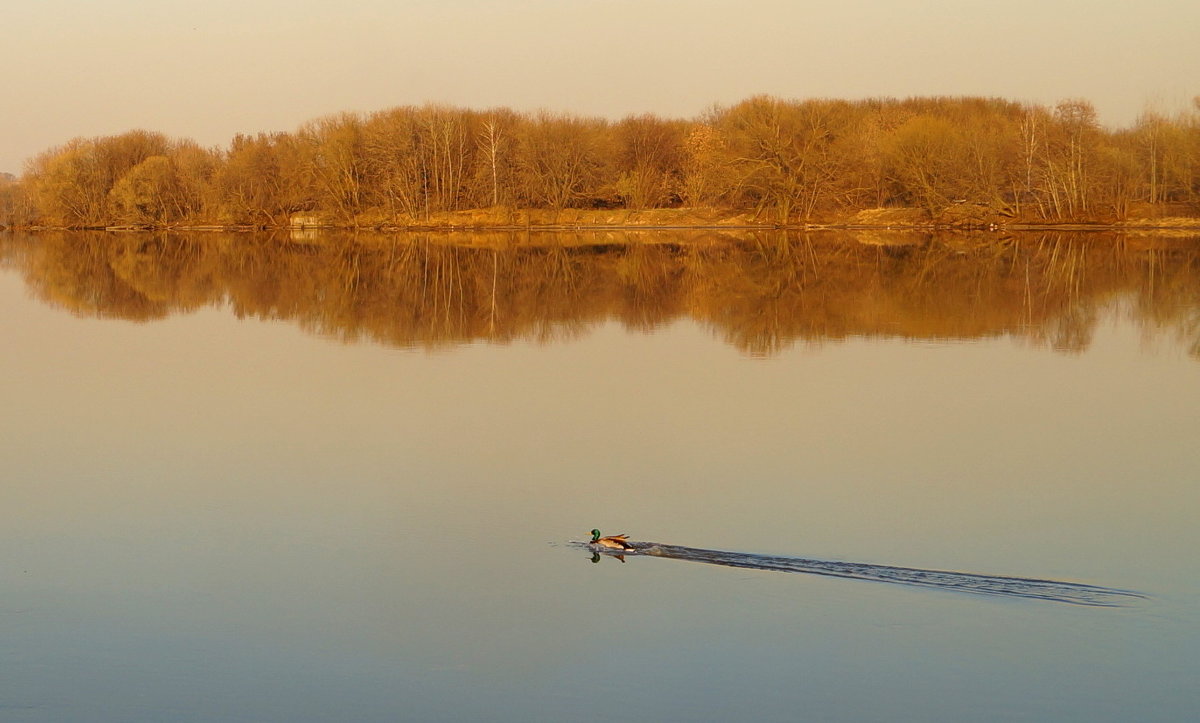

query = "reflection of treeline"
[3,231,1197,357]
[3,96,1199,229]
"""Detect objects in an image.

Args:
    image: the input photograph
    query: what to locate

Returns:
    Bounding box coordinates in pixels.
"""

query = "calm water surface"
[1,230,1198,721]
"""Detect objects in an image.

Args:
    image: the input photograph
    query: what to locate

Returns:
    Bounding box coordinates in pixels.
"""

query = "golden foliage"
[11,96,1200,228]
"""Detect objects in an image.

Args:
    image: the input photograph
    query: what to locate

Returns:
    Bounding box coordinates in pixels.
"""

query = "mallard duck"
[590,529,635,551]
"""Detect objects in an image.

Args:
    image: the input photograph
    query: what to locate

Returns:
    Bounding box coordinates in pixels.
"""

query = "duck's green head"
[590,529,601,542]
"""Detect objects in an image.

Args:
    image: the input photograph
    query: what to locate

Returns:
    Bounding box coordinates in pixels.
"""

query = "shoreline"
[6,221,1200,234]
[5,205,1200,235]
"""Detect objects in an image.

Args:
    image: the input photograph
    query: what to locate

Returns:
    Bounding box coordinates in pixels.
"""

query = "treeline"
[3,95,1200,229]
[4,230,1198,356]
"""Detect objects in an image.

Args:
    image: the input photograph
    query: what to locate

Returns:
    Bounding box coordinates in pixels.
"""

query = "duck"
[590,529,635,551]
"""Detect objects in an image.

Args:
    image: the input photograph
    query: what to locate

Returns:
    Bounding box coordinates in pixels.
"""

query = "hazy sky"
[2,0,1197,173]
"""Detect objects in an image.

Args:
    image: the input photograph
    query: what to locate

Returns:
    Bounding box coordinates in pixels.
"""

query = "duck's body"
[590,529,635,551]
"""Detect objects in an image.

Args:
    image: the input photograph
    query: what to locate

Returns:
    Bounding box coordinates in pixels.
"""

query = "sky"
[1,0,1197,174]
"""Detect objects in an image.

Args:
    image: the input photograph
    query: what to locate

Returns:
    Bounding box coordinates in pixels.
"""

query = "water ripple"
[578,541,1145,607]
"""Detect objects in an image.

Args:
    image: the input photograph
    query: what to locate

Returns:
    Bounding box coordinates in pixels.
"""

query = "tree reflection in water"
[2,230,1198,357]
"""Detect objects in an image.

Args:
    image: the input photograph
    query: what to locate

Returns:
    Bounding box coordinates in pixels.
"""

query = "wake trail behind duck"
[582,541,1144,607]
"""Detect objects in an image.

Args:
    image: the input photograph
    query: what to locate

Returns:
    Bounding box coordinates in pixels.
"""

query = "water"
[1,230,1198,721]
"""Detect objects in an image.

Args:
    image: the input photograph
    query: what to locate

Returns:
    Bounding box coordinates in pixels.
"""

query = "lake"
[1,229,1198,722]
